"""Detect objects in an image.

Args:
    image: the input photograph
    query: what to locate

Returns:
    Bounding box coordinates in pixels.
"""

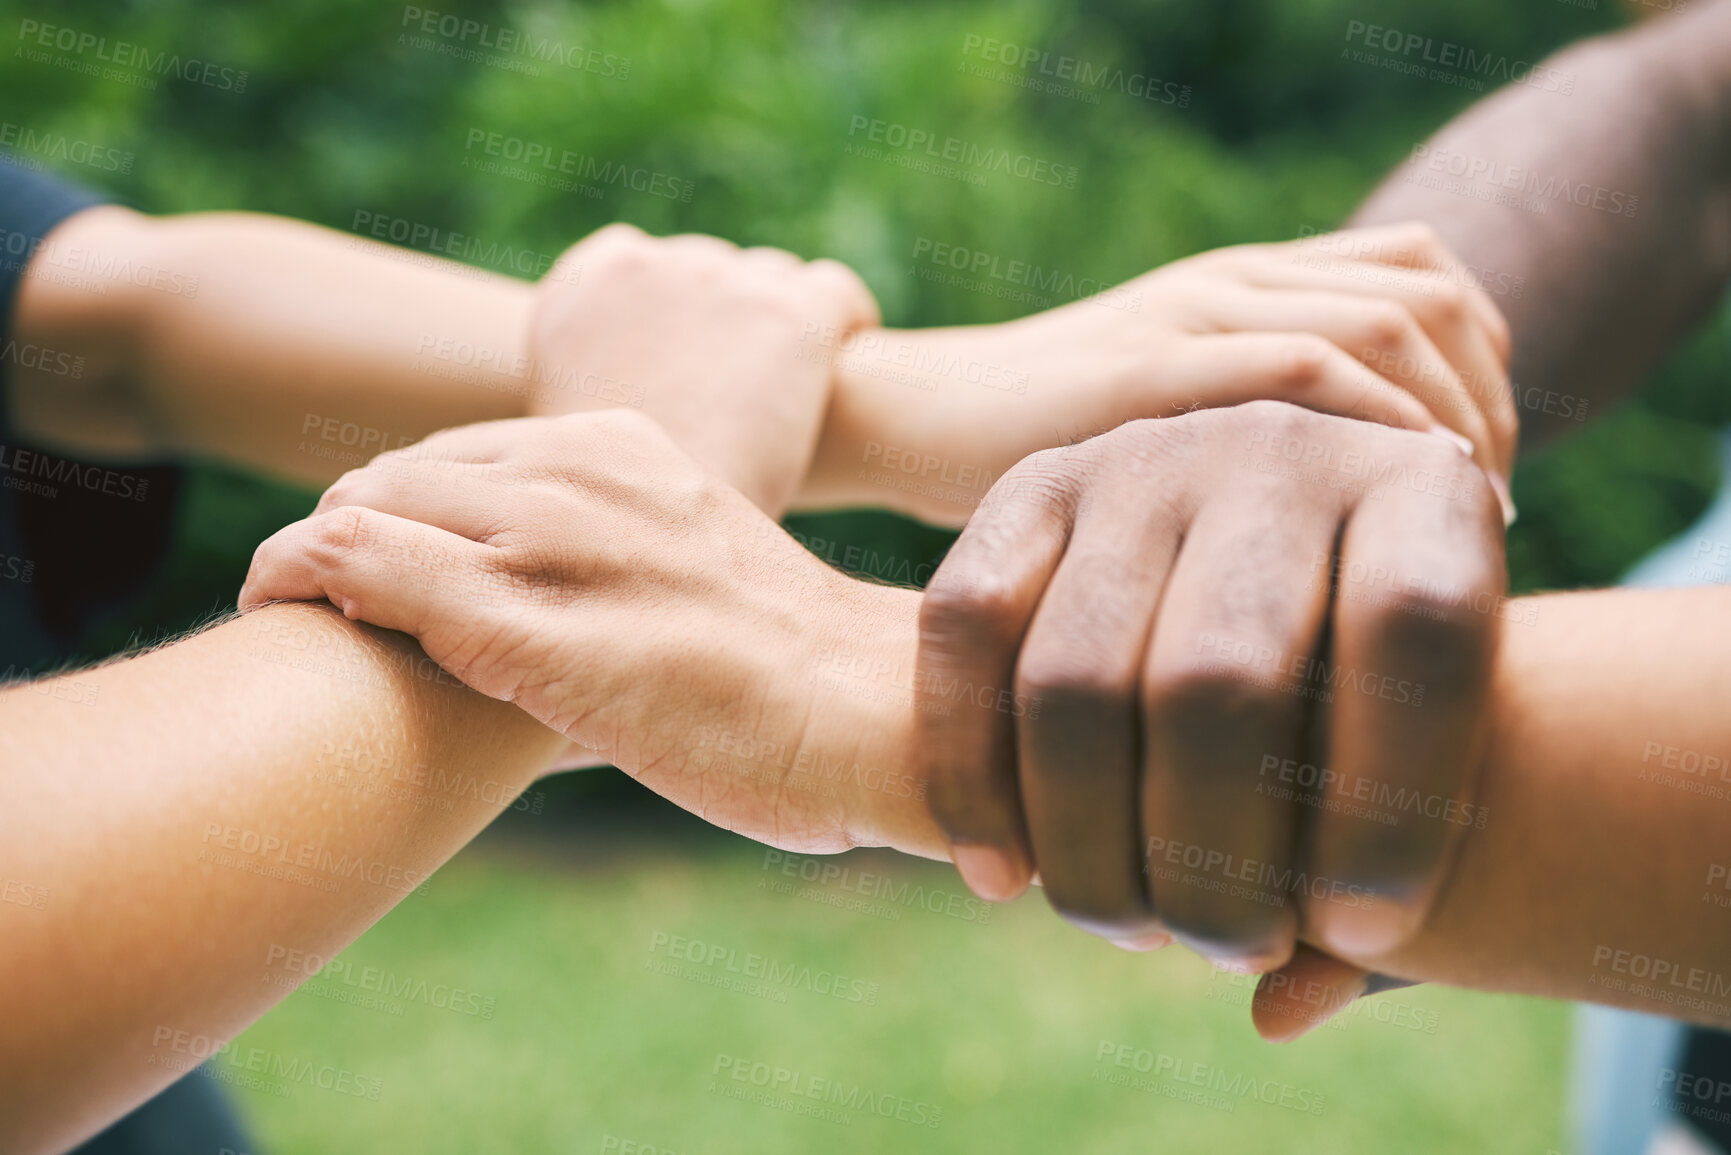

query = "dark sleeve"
[0,159,183,670]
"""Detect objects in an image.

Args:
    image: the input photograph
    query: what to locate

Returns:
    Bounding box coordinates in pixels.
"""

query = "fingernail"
[1426,422,1474,458]
[951,844,1026,902]
[1109,933,1173,953]
[1488,470,1517,527]
[1258,971,1369,1045]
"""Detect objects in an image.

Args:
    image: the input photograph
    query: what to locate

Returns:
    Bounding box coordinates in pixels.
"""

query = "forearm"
[7,207,539,482]
[799,318,1075,528]
[1333,587,1731,1023]
[1350,3,1731,446]
[831,582,1731,1022]
[0,602,563,1155]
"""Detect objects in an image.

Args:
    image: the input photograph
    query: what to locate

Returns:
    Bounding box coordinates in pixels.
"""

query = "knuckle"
[1233,397,1322,441]
[1361,301,1416,349]
[1014,645,1136,717]
[1270,335,1340,390]
[1395,220,1448,263]
[310,505,377,561]
[1142,662,1293,739]
[921,570,1025,652]
[1424,280,1470,323]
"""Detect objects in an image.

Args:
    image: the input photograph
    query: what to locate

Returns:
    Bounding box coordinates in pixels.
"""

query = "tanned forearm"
[1350,2,1731,447]
[6,207,539,483]
[826,583,1731,1024]
[0,603,564,1155]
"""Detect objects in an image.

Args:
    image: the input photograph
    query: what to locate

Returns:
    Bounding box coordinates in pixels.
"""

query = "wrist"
[795,572,946,858]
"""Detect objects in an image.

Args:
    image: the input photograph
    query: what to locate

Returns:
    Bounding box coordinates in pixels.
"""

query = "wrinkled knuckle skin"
[1233,397,1323,442]
[310,506,376,566]
[921,569,1022,655]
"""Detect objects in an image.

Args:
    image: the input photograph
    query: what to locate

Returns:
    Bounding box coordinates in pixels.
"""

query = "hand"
[916,401,1505,985]
[237,410,939,857]
[803,222,1516,526]
[529,223,879,517]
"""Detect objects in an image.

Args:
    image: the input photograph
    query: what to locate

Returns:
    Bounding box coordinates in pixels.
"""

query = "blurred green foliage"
[2,0,1719,645]
[8,1,1702,1149]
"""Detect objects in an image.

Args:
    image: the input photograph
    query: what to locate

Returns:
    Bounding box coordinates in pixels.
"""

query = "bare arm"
[6,206,538,483]
[235,409,1731,1026]
[1350,2,1731,446]
[0,603,565,1155]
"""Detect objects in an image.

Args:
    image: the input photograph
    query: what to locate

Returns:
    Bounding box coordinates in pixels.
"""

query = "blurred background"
[6,0,1717,1150]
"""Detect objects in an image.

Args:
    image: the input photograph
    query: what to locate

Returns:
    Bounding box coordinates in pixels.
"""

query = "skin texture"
[0,603,568,1155]
[8,207,540,481]
[238,403,1731,1039]
[802,223,1517,526]
[526,222,879,517]
[1348,0,1731,448]
[914,402,1505,971]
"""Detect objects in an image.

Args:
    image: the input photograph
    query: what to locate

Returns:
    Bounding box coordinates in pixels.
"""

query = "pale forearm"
[0,603,563,1154]
[1350,4,1731,446]
[8,207,539,482]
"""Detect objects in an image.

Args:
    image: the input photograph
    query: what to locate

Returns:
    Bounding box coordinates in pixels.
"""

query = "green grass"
[224,829,1570,1154]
